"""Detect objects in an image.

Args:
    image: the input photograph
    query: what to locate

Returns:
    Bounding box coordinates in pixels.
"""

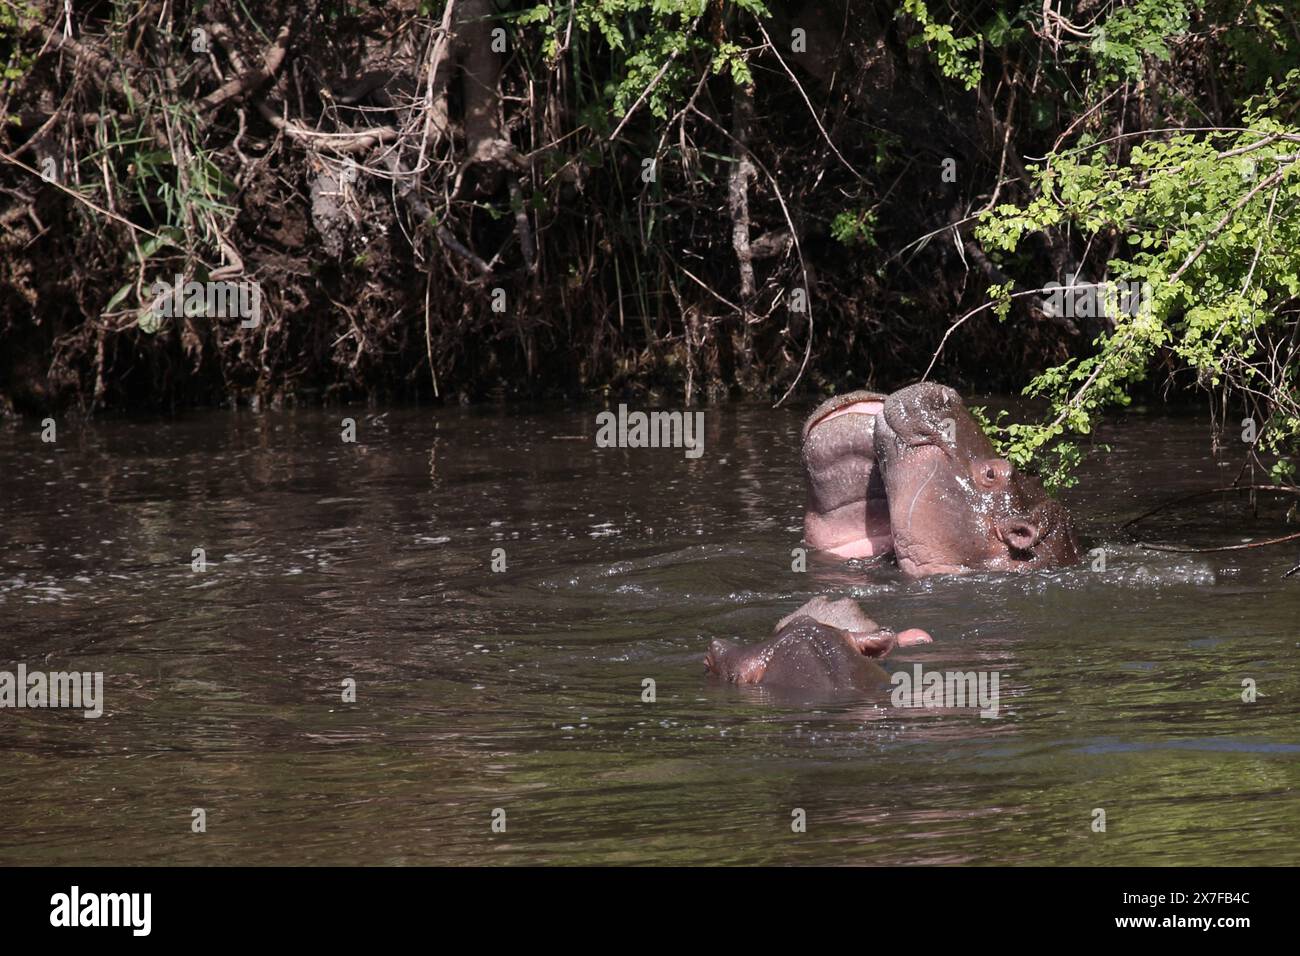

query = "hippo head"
[872,383,1080,577]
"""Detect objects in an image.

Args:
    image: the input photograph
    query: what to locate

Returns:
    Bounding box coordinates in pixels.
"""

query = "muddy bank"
[0,1,1293,415]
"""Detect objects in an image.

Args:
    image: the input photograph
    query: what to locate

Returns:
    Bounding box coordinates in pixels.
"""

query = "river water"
[1,399,1297,865]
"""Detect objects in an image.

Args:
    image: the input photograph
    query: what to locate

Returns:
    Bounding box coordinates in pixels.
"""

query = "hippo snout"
[998,516,1042,552]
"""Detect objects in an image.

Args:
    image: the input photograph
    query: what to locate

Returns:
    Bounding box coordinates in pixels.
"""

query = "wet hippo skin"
[704,596,932,694]
[801,391,893,559]
[873,383,1081,576]
[802,383,1081,576]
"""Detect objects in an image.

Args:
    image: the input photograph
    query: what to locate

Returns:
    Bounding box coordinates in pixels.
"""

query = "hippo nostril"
[1000,518,1041,552]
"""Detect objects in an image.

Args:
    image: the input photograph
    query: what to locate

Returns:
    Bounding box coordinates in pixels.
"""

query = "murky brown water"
[1,398,1297,864]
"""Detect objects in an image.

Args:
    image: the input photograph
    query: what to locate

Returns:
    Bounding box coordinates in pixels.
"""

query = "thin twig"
[1121,484,1300,530]
[200,23,292,113]
[1169,162,1293,286]
[0,150,161,239]
[1141,531,1300,553]
[755,21,862,181]
[921,283,1096,381]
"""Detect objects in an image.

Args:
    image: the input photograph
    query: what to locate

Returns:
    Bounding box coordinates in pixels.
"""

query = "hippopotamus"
[803,382,1080,577]
[704,596,931,694]
[801,391,893,559]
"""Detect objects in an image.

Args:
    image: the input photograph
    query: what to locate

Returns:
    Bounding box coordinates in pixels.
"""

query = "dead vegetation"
[0,1,1291,414]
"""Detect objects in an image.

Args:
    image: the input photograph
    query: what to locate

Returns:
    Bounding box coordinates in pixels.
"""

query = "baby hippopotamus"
[704,596,931,694]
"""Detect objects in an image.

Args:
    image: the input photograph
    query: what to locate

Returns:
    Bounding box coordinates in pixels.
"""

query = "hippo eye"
[984,467,996,481]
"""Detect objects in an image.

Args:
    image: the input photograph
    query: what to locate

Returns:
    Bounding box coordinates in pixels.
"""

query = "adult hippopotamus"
[803,383,1080,576]
[704,596,931,694]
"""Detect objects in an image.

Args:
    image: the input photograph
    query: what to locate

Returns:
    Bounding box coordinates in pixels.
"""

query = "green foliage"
[0,1,39,93]
[899,0,982,90]
[518,1,769,119]
[972,404,1095,493]
[894,1,1299,487]
[989,280,1015,321]
[976,68,1300,486]
[1089,0,1192,82]
[831,208,878,247]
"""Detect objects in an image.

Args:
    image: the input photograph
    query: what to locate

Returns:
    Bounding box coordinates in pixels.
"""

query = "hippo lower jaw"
[891,516,1051,576]
[805,507,894,558]
[801,392,893,558]
[895,555,971,577]
[897,556,1028,577]
[823,537,893,559]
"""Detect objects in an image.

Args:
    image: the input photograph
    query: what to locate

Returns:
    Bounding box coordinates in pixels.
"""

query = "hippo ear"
[703,639,735,678]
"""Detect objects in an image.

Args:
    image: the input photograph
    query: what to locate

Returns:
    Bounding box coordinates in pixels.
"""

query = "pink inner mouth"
[822,533,894,559]
[808,400,883,431]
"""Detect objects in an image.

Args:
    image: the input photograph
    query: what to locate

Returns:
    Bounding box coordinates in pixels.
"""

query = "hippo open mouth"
[800,390,892,559]
[802,383,1081,577]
